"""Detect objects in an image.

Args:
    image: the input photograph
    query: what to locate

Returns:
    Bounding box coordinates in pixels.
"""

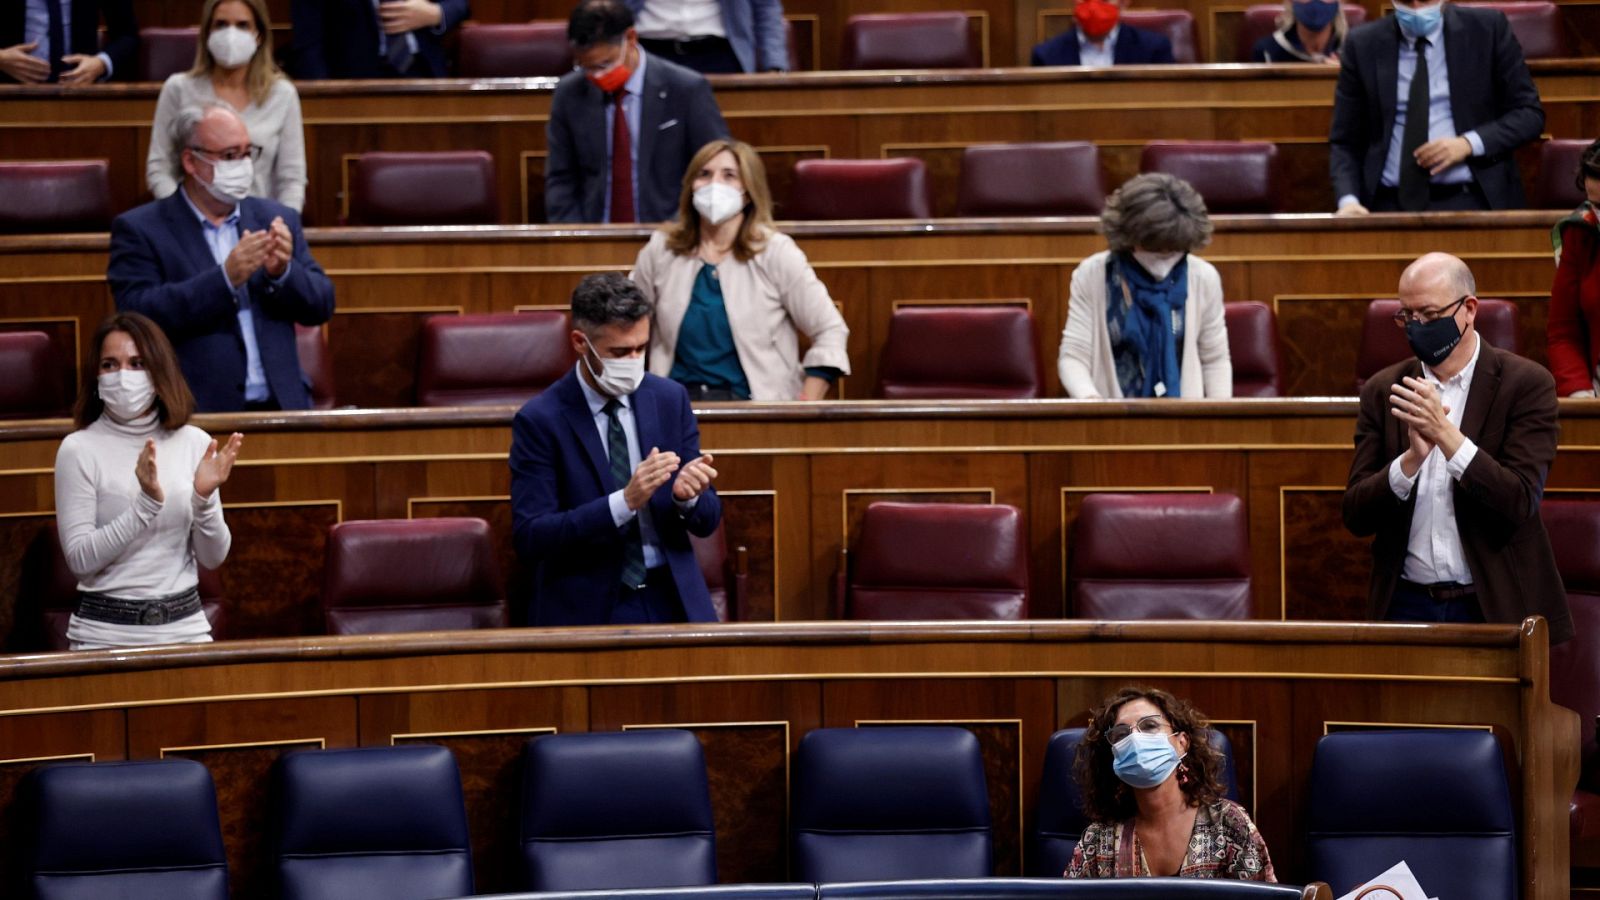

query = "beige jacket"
[1057,250,1232,399]
[631,228,851,401]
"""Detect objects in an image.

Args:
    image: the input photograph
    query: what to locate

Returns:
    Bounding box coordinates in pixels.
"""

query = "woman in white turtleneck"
[54,313,243,651]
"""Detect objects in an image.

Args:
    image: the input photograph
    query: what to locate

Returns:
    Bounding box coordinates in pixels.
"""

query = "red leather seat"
[786,158,931,220]
[955,142,1105,217]
[877,306,1044,399]
[457,21,572,77]
[1459,1,1569,58]
[0,161,112,234]
[1356,299,1519,391]
[1224,302,1284,397]
[295,324,336,410]
[1531,139,1589,209]
[415,312,573,407]
[1069,492,1252,619]
[1542,500,1600,862]
[1235,3,1365,61]
[844,502,1029,620]
[138,27,199,82]
[347,151,498,226]
[840,12,980,70]
[0,331,68,418]
[321,518,507,635]
[690,523,748,623]
[1121,10,1199,62]
[1140,141,1282,213]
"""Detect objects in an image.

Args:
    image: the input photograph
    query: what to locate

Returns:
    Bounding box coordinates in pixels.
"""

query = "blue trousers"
[1385,580,1486,624]
[609,567,687,624]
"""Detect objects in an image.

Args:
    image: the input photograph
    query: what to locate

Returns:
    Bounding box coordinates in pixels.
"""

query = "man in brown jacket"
[1343,252,1572,643]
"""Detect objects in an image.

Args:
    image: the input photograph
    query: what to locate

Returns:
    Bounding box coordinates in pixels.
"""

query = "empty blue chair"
[793,726,992,882]
[469,889,815,900]
[520,730,717,891]
[27,758,228,900]
[1306,729,1516,899]
[816,878,1311,898]
[275,744,473,900]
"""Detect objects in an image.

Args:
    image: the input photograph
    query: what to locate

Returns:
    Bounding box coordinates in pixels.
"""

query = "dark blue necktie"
[45,0,67,82]
[603,399,647,589]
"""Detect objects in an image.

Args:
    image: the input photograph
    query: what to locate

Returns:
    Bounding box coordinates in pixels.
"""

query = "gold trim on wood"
[1208,718,1260,823]
[782,14,824,71]
[1059,486,1214,615]
[160,737,326,756]
[0,315,81,395]
[841,487,997,548]
[1321,720,1495,735]
[391,726,556,744]
[1277,485,1342,621]
[223,499,344,525]
[717,489,782,623]
[889,297,1034,314]
[0,751,95,765]
[330,305,464,315]
[519,150,549,225]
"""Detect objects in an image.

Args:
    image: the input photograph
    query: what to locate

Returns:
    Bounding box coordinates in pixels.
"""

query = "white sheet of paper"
[1334,860,1431,900]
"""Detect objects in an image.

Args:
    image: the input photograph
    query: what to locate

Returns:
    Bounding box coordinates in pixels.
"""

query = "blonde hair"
[1274,0,1349,43]
[190,0,282,106]
[664,139,774,263]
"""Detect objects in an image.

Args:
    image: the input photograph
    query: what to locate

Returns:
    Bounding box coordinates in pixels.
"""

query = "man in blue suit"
[510,273,723,626]
[109,104,334,413]
[290,0,469,79]
[1,0,138,84]
[1030,0,1175,66]
[625,0,789,74]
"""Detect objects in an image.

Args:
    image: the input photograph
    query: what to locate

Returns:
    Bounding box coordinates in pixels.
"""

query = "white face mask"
[1132,249,1186,281]
[207,26,258,69]
[582,336,646,397]
[200,155,254,204]
[693,182,745,225]
[98,369,156,421]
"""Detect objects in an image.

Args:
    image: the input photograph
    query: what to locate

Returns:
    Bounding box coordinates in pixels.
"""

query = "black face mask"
[1403,298,1466,367]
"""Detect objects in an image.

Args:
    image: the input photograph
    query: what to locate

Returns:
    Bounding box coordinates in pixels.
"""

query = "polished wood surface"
[0,620,1576,896]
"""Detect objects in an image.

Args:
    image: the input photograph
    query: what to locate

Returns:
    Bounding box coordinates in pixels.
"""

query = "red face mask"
[1075,0,1121,41]
[587,57,633,93]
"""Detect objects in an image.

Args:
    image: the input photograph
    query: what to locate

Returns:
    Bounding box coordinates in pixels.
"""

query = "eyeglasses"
[1106,714,1172,744]
[1392,295,1468,327]
[189,144,263,163]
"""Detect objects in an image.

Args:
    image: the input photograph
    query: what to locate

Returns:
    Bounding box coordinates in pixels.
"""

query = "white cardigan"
[631,228,851,401]
[146,73,307,211]
[1057,250,1233,399]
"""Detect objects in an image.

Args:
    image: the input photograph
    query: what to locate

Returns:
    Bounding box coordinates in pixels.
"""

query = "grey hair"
[571,272,653,332]
[1099,173,1214,254]
[169,102,239,159]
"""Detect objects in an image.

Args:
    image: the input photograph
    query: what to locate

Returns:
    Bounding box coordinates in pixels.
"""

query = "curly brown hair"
[1070,685,1227,823]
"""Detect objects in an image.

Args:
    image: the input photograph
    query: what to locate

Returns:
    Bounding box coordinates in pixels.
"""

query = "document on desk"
[1334,860,1437,900]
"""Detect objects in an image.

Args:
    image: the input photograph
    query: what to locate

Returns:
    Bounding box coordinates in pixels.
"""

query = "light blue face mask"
[1393,1,1443,39]
[1112,731,1184,789]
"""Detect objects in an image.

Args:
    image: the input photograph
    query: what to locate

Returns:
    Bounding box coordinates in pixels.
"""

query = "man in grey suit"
[546,0,731,224]
[626,0,789,74]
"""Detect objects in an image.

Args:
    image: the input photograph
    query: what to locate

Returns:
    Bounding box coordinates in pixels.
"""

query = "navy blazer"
[0,0,138,82]
[289,0,469,78]
[107,191,335,412]
[624,0,789,72]
[545,51,730,224]
[510,369,722,626]
[1029,24,1175,66]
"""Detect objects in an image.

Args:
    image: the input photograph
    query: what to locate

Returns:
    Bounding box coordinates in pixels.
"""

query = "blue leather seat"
[26,758,228,900]
[275,744,474,900]
[520,730,717,891]
[1306,729,1516,899]
[793,727,992,882]
[1031,727,1241,877]
[816,879,1309,898]
[466,889,816,900]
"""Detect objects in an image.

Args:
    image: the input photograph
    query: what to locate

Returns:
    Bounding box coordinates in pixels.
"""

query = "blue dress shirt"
[24,0,114,79]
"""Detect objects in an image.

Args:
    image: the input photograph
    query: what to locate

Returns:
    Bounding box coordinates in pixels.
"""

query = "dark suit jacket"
[510,369,722,626]
[1029,24,1175,66]
[1342,342,1572,643]
[289,0,469,79]
[1328,6,1543,209]
[1,0,137,82]
[107,191,335,412]
[545,51,730,224]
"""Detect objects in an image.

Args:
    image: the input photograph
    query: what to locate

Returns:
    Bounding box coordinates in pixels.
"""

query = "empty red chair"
[786,158,931,220]
[347,151,498,226]
[690,524,749,623]
[841,12,980,70]
[843,502,1029,620]
[321,518,507,635]
[1532,139,1590,209]
[1460,1,1569,58]
[1224,302,1284,397]
[415,312,573,406]
[0,331,68,418]
[138,27,198,82]
[1356,299,1519,391]
[1121,10,1199,62]
[457,21,572,77]
[0,161,112,234]
[955,142,1105,217]
[1543,500,1600,864]
[1236,4,1365,61]
[1140,141,1282,213]
[1069,492,1252,619]
[295,324,336,410]
[877,306,1044,399]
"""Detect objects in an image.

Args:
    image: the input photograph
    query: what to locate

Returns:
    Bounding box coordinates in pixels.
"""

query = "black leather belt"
[77,586,202,626]
[1375,182,1476,202]
[1398,579,1477,602]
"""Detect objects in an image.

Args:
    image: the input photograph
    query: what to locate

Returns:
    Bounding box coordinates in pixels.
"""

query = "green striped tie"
[604,399,647,588]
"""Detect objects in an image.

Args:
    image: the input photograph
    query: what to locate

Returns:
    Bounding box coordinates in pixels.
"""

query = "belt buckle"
[139,602,166,626]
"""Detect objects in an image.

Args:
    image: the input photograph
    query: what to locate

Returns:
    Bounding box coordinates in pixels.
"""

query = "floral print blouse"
[1065,799,1276,880]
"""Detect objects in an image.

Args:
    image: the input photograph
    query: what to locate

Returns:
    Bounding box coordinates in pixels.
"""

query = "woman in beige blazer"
[631,139,851,401]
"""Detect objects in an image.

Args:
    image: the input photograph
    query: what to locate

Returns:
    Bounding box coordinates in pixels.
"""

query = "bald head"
[1398,252,1476,302]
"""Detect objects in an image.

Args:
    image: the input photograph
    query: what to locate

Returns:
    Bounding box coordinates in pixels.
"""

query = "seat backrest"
[1121,10,1199,62]
[786,158,931,220]
[1544,500,1600,789]
[1459,1,1569,57]
[955,142,1105,217]
[1224,302,1284,397]
[474,889,816,900]
[0,331,67,418]
[1356,299,1520,390]
[793,726,992,883]
[276,745,473,900]
[841,12,980,69]
[27,758,228,900]
[520,730,717,891]
[457,21,572,77]
[1069,492,1252,619]
[1531,139,1589,209]
[877,306,1044,399]
[295,324,336,410]
[1140,141,1282,213]
[689,523,739,622]
[415,311,573,407]
[321,517,507,635]
[1235,4,1365,61]
[0,161,112,234]
[1306,729,1516,899]
[348,151,498,226]
[138,27,199,82]
[848,502,1029,620]
[816,878,1308,898]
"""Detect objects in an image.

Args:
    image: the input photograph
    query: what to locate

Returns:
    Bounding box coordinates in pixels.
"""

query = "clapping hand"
[58,53,107,85]
[672,453,718,502]
[624,447,680,510]
[1390,376,1461,470]
[264,217,292,278]
[135,439,164,503]
[379,0,443,34]
[225,229,274,286]
[193,433,244,499]
[0,43,49,83]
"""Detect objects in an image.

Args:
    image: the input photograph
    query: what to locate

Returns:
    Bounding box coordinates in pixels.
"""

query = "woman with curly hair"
[1065,686,1275,879]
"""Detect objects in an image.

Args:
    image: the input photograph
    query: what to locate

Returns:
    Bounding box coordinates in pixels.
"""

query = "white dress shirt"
[1077,25,1119,67]
[636,0,727,40]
